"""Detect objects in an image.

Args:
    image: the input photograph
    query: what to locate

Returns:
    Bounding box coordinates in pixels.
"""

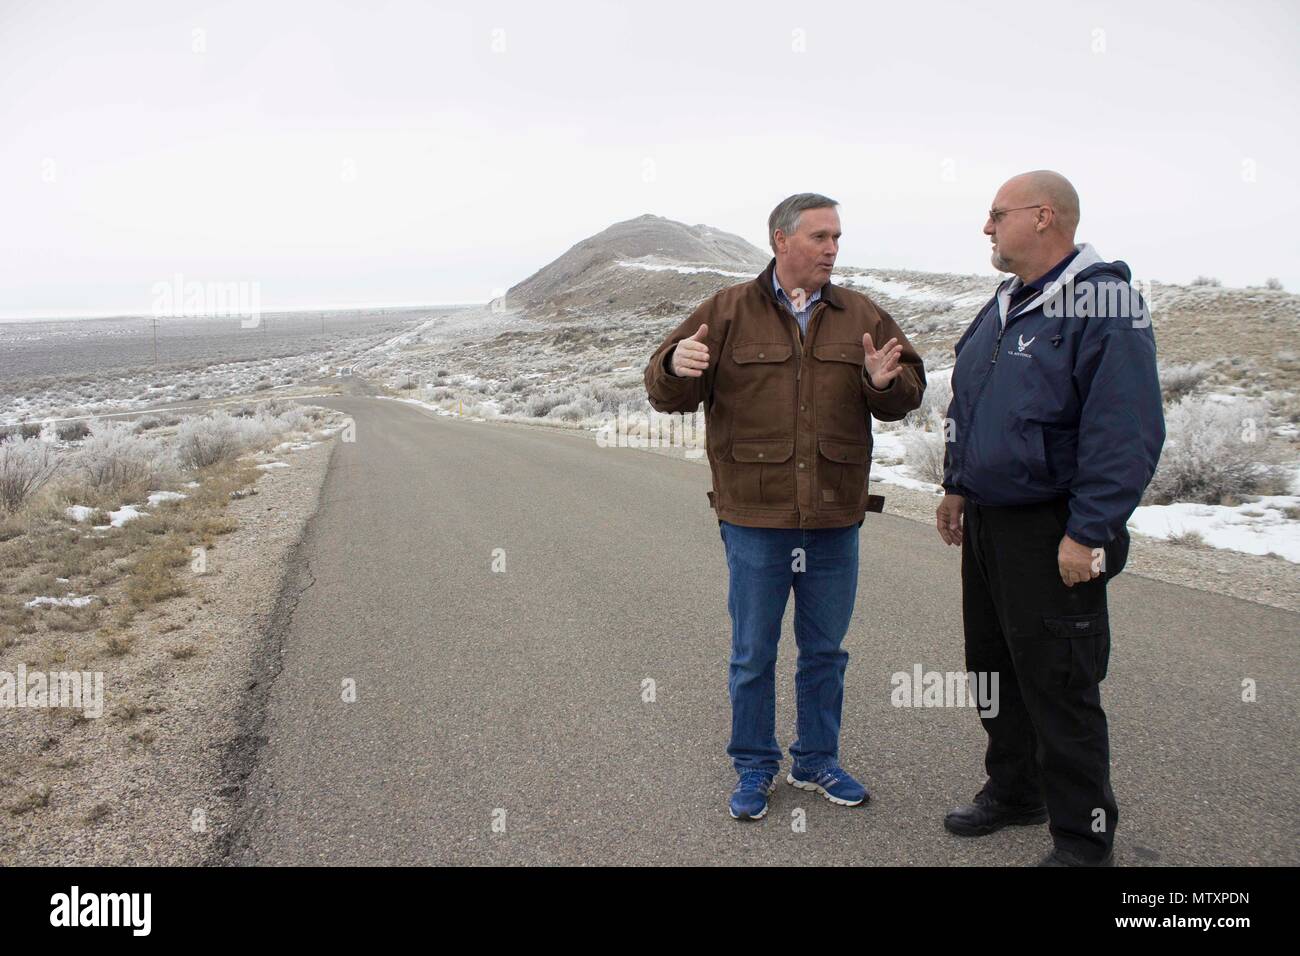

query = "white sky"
[2,0,1297,319]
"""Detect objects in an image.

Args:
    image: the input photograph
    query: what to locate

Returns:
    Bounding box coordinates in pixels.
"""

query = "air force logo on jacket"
[942,243,1165,576]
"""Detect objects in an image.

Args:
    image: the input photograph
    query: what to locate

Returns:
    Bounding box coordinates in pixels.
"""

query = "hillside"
[503,214,769,318]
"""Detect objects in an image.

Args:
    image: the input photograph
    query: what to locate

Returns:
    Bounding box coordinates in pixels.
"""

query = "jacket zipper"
[781,301,813,524]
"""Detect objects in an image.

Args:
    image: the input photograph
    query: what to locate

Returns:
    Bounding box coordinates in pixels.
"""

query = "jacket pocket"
[816,438,869,507]
[1043,612,1110,689]
[729,438,795,506]
[812,343,865,365]
[731,343,793,365]
[812,343,866,421]
[1023,421,1051,485]
[1040,423,1077,487]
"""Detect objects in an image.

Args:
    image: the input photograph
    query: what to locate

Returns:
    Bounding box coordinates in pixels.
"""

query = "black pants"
[962,497,1117,862]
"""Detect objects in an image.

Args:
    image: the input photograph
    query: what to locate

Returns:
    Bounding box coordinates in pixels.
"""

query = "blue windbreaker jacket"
[942,244,1165,576]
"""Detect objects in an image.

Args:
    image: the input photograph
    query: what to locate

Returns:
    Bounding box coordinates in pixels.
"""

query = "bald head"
[1004,170,1080,237]
[985,170,1082,281]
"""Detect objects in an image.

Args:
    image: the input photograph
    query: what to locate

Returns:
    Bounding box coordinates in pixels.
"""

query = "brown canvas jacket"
[643,258,926,528]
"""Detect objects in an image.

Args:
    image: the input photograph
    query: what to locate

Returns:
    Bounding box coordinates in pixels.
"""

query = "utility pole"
[152,317,159,363]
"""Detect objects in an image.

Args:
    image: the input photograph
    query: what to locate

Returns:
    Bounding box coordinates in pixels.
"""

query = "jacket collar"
[996,243,1105,326]
[756,257,845,310]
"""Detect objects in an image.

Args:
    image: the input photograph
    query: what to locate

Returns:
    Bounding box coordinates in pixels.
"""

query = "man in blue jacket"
[936,170,1164,866]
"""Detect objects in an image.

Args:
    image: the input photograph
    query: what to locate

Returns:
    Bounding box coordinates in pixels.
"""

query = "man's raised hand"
[671,324,711,378]
[863,332,903,390]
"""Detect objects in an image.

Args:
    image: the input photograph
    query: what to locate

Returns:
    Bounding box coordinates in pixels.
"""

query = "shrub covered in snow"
[526,389,581,419]
[75,421,177,492]
[902,429,947,485]
[1158,362,1210,404]
[0,437,62,512]
[588,383,648,414]
[56,420,92,442]
[548,398,599,421]
[903,374,952,431]
[176,410,269,468]
[1145,397,1287,505]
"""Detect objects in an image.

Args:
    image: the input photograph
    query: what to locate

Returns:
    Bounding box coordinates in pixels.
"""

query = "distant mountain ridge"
[504,214,769,317]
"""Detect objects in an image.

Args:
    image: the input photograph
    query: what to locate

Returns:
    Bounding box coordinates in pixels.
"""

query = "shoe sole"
[729,782,776,820]
[943,808,1049,837]
[785,773,867,807]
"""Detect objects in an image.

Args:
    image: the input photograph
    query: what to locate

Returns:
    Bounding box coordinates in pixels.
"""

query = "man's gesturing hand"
[936,494,964,546]
[671,324,711,378]
[863,332,904,390]
[1058,534,1103,587]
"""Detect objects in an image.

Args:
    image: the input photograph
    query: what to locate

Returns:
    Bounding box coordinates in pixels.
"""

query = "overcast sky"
[2,0,1297,319]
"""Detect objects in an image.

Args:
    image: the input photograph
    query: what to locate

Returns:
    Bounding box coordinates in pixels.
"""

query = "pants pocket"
[1043,612,1111,688]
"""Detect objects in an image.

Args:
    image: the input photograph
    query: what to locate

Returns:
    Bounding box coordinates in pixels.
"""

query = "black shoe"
[943,791,1048,837]
[1037,846,1115,867]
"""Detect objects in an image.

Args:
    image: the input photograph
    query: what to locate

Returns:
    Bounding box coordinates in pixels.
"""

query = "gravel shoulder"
[0,425,335,864]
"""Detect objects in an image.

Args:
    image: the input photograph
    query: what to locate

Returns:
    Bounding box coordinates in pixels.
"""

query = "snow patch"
[147,491,187,506]
[616,260,754,279]
[26,594,98,609]
[1128,496,1300,562]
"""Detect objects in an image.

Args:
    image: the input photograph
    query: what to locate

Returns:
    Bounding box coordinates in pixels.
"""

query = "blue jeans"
[719,519,860,776]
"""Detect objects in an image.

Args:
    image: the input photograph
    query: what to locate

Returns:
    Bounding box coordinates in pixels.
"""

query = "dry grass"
[8,785,52,816]
[1166,529,1208,548]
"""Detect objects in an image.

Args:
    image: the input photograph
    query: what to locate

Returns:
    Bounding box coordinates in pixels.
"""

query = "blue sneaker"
[729,770,776,820]
[787,764,869,806]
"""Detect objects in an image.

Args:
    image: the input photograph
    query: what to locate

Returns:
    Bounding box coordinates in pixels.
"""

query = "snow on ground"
[376,396,455,417]
[835,274,987,309]
[255,461,290,470]
[871,429,944,493]
[146,491,187,506]
[617,261,754,278]
[26,594,99,608]
[101,505,146,527]
[65,505,97,522]
[1127,496,1300,563]
[872,462,943,493]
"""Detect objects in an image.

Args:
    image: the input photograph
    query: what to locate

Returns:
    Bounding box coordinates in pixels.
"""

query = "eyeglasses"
[987,204,1046,224]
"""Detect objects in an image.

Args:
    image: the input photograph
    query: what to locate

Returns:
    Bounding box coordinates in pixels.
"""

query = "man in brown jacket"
[643,193,925,820]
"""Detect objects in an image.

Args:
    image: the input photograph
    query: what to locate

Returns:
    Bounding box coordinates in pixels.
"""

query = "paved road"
[231,394,1299,865]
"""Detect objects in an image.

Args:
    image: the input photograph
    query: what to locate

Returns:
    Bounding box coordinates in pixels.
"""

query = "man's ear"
[1035,206,1055,233]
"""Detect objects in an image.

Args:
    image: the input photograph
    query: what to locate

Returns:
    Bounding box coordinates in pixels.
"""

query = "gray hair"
[768,193,839,253]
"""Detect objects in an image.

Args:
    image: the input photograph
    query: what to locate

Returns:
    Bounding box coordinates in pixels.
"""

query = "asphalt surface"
[232,394,1299,865]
